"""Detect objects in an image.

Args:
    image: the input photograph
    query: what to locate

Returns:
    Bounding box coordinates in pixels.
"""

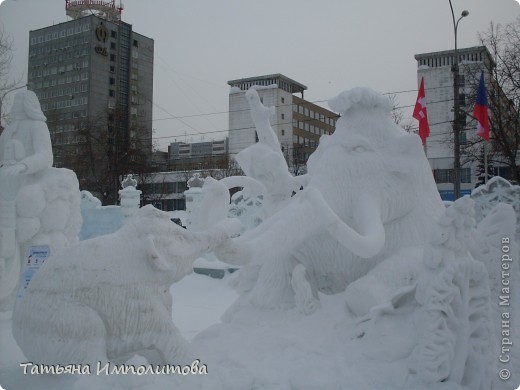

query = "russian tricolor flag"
[474,71,490,141]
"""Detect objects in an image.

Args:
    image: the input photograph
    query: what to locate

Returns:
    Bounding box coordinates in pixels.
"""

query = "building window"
[111,30,117,38]
[109,89,115,97]
[109,77,115,85]
[434,169,453,183]
[133,39,138,47]
[281,97,285,104]
[110,42,116,49]
[110,65,115,73]
[461,168,471,183]
[281,113,285,120]
[281,129,285,136]
[110,54,116,62]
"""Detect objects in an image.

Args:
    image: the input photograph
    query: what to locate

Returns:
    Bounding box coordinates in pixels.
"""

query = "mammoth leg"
[248,252,298,310]
[291,263,320,315]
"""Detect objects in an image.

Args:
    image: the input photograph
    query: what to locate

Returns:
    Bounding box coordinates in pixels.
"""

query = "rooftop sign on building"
[65,0,124,22]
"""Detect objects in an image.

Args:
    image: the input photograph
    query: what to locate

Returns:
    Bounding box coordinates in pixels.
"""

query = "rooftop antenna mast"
[65,0,124,22]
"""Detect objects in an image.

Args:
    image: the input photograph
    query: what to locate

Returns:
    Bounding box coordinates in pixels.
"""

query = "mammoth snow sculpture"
[13,205,241,366]
[0,90,81,310]
[217,87,446,314]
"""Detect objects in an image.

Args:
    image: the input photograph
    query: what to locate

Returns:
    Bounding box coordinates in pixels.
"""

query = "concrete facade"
[227,74,338,169]
[28,14,154,187]
[169,138,229,160]
[415,46,495,200]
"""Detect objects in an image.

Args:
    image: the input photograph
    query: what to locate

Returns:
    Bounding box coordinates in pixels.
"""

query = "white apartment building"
[414,46,495,200]
[228,74,338,168]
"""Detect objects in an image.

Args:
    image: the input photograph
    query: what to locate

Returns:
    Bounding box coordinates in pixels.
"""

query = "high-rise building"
[227,74,338,170]
[414,46,495,200]
[27,1,154,201]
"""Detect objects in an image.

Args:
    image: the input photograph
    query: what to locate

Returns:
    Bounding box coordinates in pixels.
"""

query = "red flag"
[413,77,430,144]
[474,72,490,141]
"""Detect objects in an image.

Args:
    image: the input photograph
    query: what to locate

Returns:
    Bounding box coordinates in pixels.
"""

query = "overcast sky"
[1,0,519,151]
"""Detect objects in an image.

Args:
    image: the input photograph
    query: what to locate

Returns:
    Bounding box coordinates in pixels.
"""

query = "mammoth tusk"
[305,187,385,259]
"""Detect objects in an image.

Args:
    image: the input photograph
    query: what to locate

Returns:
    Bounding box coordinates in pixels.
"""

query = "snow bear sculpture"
[217,87,446,314]
[13,205,241,366]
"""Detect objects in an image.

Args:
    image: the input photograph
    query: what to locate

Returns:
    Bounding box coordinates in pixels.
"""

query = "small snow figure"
[121,174,138,189]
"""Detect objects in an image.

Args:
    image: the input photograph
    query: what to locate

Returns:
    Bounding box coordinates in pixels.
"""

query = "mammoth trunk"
[306,188,385,259]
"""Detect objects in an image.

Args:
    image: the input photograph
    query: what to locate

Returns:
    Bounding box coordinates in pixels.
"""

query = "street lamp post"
[0,84,27,133]
[449,0,469,200]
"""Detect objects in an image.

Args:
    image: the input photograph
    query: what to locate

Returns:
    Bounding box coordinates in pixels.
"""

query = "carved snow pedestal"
[184,173,205,231]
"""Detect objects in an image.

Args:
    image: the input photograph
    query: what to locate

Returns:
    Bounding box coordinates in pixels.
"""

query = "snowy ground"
[0,272,237,390]
[0,269,417,390]
[2,264,520,390]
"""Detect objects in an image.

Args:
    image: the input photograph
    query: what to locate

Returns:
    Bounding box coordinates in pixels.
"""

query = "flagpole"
[449,1,469,200]
[484,141,488,183]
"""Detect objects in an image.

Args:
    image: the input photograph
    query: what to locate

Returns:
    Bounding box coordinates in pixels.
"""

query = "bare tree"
[388,93,415,134]
[0,26,24,131]
[0,26,14,91]
[460,18,520,184]
[46,108,154,204]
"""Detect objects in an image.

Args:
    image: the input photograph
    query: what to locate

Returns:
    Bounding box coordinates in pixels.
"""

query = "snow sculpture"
[471,176,520,239]
[12,205,242,366]
[0,90,81,310]
[231,88,300,215]
[349,197,494,390]
[207,87,301,225]
[118,174,142,222]
[408,197,493,390]
[228,191,264,231]
[216,87,445,313]
[184,173,205,231]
